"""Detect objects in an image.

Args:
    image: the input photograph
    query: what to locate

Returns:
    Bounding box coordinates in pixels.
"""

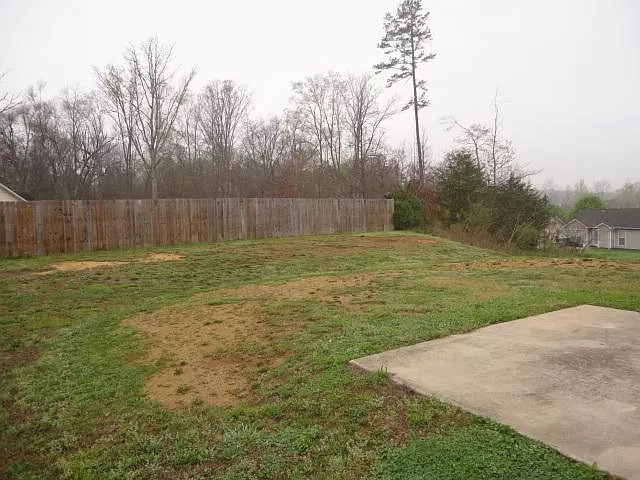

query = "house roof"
[575,208,640,229]
[0,182,26,201]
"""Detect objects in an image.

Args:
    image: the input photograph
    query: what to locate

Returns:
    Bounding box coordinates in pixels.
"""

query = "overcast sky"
[1,0,639,189]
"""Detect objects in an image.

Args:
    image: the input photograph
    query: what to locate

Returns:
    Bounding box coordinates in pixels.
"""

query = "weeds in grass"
[176,385,190,394]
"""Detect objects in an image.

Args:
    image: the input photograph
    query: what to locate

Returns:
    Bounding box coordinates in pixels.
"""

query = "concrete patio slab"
[351,305,640,479]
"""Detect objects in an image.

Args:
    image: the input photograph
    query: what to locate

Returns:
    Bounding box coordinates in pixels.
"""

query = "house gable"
[560,218,589,246]
[594,223,613,249]
[594,222,612,229]
[564,218,587,230]
[0,182,26,202]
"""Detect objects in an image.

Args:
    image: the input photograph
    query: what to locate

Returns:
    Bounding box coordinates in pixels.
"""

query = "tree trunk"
[410,35,424,184]
[151,169,158,199]
[126,140,134,197]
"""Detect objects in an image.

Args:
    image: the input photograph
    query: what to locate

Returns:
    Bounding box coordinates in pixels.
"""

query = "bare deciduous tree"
[442,118,489,168]
[243,116,287,196]
[0,108,24,189]
[0,71,20,116]
[291,72,401,197]
[0,73,22,187]
[58,89,113,198]
[175,99,201,166]
[486,92,517,185]
[197,80,251,195]
[292,73,347,170]
[24,84,58,197]
[343,74,393,196]
[95,65,138,196]
[444,93,518,186]
[124,37,195,199]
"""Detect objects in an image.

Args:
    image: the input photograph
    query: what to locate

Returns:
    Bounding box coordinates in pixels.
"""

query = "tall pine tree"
[375,0,435,183]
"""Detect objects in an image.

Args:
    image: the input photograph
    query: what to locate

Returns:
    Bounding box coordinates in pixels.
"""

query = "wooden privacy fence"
[0,198,394,258]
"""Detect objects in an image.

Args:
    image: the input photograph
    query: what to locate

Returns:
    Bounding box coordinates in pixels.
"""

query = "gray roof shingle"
[576,208,640,229]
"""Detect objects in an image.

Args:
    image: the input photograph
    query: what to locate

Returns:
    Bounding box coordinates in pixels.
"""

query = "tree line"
[0,37,407,201]
[542,179,640,216]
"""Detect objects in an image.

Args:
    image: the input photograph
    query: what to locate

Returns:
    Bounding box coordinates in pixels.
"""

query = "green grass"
[1,232,635,479]
[537,246,640,262]
[580,247,640,261]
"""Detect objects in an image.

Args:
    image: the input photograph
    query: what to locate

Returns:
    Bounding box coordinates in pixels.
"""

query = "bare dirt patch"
[38,252,185,275]
[237,235,441,261]
[126,301,279,409]
[142,253,185,262]
[422,275,512,300]
[311,235,440,253]
[125,272,398,409]
[38,260,127,274]
[209,272,393,301]
[449,258,639,271]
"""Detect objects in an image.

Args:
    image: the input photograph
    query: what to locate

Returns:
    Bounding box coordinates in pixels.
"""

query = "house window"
[618,232,626,247]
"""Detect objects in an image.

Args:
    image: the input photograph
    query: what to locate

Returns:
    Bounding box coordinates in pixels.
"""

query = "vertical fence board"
[70,201,83,253]
[121,200,133,250]
[89,201,102,251]
[46,202,65,255]
[1,203,15,257]
[0,204,7,257]
[207,199,217,242]
[188,199,198,244]
[61,201,72,254]
[0,204,9,257]
[141,200,152,247]
[16,203,34,256]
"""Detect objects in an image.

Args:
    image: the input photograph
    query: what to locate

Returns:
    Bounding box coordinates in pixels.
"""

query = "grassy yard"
[580,247,640,262]
[2,232,638,479]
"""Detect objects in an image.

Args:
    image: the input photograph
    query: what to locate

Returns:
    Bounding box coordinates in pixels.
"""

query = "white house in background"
[0,182,26,202]
[561,208,640,250]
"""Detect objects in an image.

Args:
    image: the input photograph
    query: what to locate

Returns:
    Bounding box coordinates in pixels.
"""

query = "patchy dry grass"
[126,272,401,409]
[1,232,631,479]
[448,257,640,271]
